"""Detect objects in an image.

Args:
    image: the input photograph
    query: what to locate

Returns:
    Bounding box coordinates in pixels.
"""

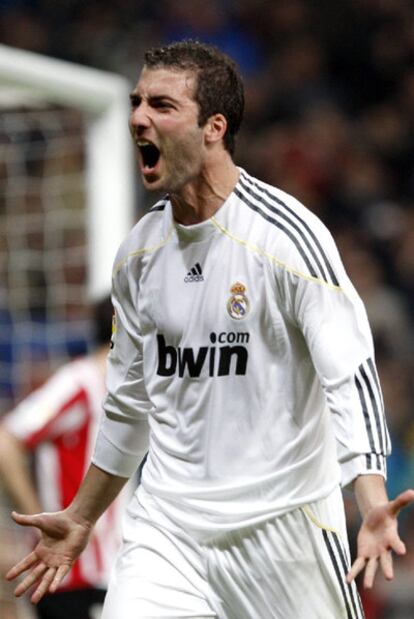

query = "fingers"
[11,511,43,529]
[6,550,71,604]
[49,564,70,593]
[30,564,70,603]
[363,557,378,589]
[14,562,48,597]
[390,489,414,516]
[347,557,366,583]
[5,552,38,581]
[391,537,406,556]
[380,551,394,581]
[31,567,56,604]
[12,560,68,603]
[348,551,395,589]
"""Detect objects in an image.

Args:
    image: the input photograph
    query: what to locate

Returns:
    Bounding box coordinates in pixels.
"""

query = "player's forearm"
[353,473,389,518]
[0,427,42,514]
[66,462,128,527]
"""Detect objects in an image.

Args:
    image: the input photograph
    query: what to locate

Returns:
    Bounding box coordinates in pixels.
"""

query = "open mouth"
[138,142,161,170]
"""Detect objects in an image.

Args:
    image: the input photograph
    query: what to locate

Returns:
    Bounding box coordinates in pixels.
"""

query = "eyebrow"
[129,93,179,105]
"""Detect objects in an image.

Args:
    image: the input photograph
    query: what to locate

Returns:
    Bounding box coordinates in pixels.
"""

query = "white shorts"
[102,486,364,619]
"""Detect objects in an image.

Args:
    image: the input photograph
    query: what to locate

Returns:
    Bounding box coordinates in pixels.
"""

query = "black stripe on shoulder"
[237,179,328,282]
[235,185,319,279]
[240,172,339,286]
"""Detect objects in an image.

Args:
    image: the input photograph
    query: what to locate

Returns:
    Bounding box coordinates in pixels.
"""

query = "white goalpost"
[0,43,135,301]
[0,45,136,415]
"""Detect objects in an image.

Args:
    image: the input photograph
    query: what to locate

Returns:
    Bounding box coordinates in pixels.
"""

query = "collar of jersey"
[174,216,217,242]
[172,170,242,243]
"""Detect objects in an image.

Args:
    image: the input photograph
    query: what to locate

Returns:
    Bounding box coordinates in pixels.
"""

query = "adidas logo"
[184,262,204,283]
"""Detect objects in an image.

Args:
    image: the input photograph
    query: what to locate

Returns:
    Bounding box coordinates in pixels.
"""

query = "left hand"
[347,489,414,588]
[6,509,92,604]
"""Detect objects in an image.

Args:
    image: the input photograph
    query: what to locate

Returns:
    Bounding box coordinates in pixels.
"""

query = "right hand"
[5,510,92,603]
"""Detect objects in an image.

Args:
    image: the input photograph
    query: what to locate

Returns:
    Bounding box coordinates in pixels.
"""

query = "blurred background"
[1,0,414,617]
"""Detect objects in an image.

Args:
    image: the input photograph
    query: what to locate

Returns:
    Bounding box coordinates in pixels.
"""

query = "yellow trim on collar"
[211,216,343,292]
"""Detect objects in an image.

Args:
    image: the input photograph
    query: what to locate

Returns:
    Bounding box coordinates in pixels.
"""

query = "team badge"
[227,282,250,320]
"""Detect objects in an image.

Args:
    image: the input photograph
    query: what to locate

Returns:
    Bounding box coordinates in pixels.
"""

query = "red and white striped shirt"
[3,355,129,592]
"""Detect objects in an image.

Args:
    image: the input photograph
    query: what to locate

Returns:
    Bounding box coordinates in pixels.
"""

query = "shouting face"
[129,67,206,194]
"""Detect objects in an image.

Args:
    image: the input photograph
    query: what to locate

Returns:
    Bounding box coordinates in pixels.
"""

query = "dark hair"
[144,40,244,156]
[92,295,113,346]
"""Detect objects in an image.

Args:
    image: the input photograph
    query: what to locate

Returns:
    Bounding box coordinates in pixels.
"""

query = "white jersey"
[4,356,128,591]
[93,169,390,535]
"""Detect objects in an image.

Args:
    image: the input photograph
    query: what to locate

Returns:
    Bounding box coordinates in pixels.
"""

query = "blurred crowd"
[1,0,414,617]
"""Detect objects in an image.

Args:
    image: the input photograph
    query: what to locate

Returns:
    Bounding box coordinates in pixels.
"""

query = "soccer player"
[0,297,133,619]
[5,40,414,618]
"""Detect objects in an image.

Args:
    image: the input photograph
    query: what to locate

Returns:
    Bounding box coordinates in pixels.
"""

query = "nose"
[129,101,151,134]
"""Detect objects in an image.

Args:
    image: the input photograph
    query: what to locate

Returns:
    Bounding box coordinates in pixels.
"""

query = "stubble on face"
[160,124,205,194]
[133,68,206,195]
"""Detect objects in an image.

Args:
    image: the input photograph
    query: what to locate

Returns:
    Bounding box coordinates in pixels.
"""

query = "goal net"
[0,44,135,416]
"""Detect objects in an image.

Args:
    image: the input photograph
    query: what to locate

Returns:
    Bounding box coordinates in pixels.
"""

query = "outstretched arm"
[347,474,414,588]
[6,463,128,604]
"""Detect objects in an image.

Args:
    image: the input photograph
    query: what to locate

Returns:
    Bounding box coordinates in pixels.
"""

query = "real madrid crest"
[227,282,250,320]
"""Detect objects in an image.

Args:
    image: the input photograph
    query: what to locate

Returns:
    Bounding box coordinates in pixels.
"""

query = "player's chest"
[137,238,269,343]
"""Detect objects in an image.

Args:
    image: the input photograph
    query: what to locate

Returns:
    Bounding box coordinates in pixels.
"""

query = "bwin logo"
[156,332,249,378]
[184,262,204,283]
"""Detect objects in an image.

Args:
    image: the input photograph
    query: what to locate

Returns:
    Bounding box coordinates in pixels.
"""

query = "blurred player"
[0,297,132,619]
[5,40,414,618]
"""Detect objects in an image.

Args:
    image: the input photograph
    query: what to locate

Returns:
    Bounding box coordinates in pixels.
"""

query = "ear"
[204,114,228,146]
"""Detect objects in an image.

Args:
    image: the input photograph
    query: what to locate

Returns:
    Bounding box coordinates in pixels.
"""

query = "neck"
[171,155,239,226]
